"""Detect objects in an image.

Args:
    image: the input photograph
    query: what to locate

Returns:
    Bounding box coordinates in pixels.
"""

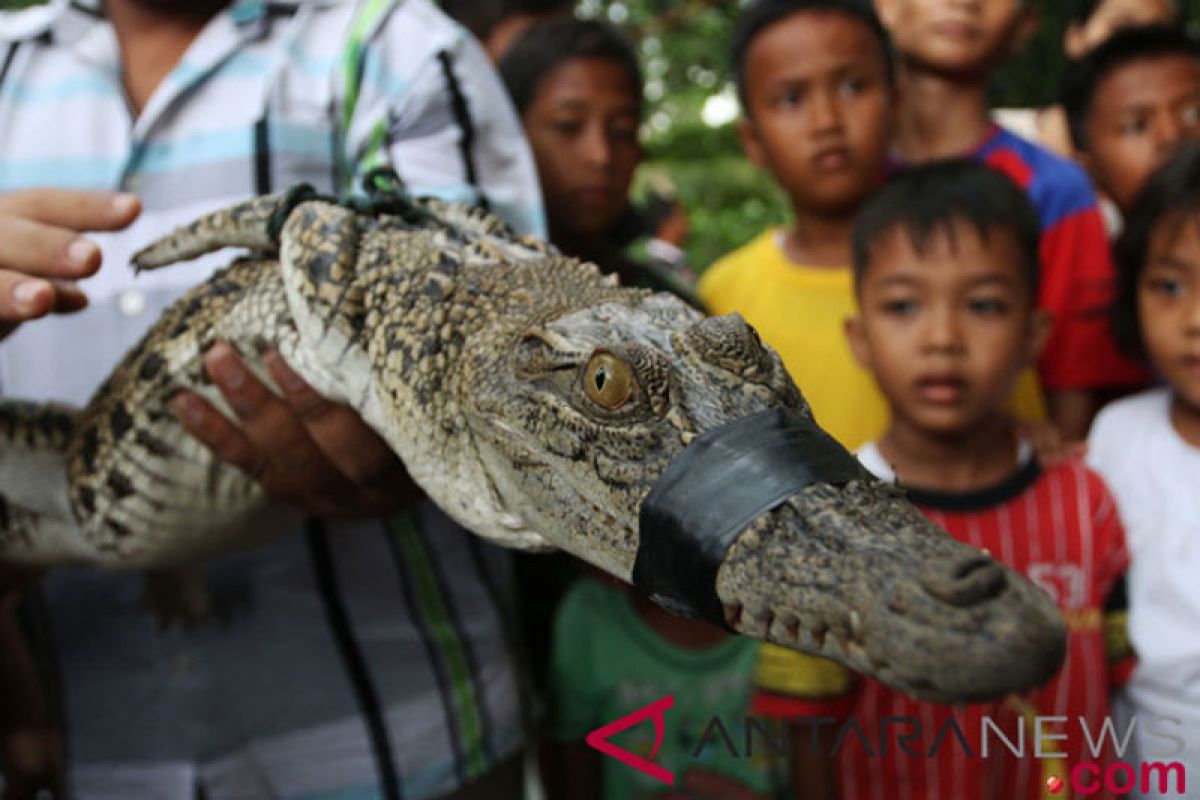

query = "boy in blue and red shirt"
[876,0,1148,440]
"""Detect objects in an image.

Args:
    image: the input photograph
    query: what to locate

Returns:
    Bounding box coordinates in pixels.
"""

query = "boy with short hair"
[499,17,699,304]
[700,0,899,452]
[877,0,1147,438]
[1062,24,1200,215]
[834,159,1132,799]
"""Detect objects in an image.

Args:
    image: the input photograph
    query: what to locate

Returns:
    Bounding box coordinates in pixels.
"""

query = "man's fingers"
[0,273,54,322]
[0,189,140,232]
[170,392,269,480]
[0,275,88,332]
[266,351,401,485]
[0,215,101,279]
[203,343,351,492]
[49,280,88,313]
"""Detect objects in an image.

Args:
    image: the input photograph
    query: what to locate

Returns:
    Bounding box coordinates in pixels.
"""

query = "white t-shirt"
[1088,388,1200,793]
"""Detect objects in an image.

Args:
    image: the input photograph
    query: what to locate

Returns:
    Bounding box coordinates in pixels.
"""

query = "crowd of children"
[493,0,1200,798]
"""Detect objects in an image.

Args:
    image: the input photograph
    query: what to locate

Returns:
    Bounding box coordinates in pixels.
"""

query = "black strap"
[633,407,870,625]
[436,50,487,211]
[306,518,403,800]
[253,115,272,195]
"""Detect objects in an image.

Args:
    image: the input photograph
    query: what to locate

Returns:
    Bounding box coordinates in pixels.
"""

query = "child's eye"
[881,298,918,315]
[551,119,584,136]
[1148,278,1185,298]
[1118,116,1150,136]
[838,77,868,98]
[967,297,1009,315]
[774,88,803,109]
[608,120,640,142]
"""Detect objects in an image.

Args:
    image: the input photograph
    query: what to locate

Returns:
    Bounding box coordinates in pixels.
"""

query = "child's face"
[1064,0,1176,60]
[522,56,642,244]
[847,221,1048,438]
[1139,213,1200,413]
[1082,55,1200,213]
[875,0,1035,76]
[738,11,893,219]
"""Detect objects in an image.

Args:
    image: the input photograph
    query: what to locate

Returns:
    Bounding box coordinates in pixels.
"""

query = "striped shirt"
[821,444,1131,800]
[0,1,541,797]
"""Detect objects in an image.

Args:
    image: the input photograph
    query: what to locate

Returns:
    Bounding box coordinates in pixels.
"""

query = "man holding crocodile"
[0,0,542,797]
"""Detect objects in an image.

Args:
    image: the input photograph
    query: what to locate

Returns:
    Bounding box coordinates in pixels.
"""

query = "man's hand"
[171,341,421,517]
[0,189,140,339]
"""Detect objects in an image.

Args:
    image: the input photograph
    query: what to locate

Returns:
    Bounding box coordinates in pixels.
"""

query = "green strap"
[339,0,392,191]
[387,513,492,778]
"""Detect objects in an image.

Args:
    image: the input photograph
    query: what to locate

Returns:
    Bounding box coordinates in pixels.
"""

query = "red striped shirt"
[829,456,1130,800]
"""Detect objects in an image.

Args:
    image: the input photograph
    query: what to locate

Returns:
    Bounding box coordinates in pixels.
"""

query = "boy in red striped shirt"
[817,159,1132,799]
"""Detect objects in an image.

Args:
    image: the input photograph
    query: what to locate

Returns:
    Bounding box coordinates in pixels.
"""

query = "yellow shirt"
[700,230,888,450]
[700,229,1046,699]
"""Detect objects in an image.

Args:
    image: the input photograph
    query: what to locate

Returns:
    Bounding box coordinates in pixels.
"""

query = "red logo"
[1047,776,1065,794]
[585,694,676,785]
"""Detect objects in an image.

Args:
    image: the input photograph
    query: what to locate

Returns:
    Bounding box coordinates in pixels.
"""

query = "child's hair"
[1061,24,1200,152]
[1112,142,1200,361]
[497,17,643,117]
[442,0,572,40]
[851,159,1042,295]
[729,0,893,111]
[1068,0,1180,26]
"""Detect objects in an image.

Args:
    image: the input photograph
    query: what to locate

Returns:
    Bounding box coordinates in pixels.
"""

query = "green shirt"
[550,579,771,799]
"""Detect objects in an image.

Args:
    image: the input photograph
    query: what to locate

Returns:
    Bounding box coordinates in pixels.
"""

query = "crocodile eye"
[583,352,634,410]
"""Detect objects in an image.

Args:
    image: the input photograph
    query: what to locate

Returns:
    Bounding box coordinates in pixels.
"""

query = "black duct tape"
[633,406,870,625]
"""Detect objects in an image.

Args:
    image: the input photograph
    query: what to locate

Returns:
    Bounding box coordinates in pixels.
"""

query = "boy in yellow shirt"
[700,0,895,452]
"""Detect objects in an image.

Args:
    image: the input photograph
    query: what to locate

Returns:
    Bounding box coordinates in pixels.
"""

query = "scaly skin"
[0,190,1066,703]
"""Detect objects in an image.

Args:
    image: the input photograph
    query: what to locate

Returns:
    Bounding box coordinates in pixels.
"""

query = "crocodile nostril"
[920,556,1007,607]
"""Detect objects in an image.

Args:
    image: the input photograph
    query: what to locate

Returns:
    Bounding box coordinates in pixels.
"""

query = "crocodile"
[0,184,1066,704]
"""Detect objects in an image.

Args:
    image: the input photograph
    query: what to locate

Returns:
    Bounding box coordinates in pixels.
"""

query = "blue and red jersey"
[973,126,1147,391]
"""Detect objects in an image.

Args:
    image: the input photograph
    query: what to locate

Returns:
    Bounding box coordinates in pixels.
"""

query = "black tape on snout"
[633,407,870,626]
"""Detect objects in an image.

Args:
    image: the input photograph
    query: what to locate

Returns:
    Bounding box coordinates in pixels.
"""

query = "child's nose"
[1185,289,1200,334]
[922,306,964,351]
[1156,112,1186,156]
[580,125,614,167]
[807,89,843,133]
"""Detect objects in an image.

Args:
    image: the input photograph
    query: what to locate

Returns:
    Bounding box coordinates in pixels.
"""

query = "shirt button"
[119,289,146,316]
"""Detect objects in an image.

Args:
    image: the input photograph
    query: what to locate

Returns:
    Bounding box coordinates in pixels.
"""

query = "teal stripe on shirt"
[134,123,332,174]
[4,74,119,104]
[0,157,121,189]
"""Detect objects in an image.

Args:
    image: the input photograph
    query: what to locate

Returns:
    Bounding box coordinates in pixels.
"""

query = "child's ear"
[738,117,767,169]
[1028,308,1054,363]
[845,313,873,370]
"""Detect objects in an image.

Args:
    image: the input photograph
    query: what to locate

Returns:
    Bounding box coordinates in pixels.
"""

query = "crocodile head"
[468,292,1065,704]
